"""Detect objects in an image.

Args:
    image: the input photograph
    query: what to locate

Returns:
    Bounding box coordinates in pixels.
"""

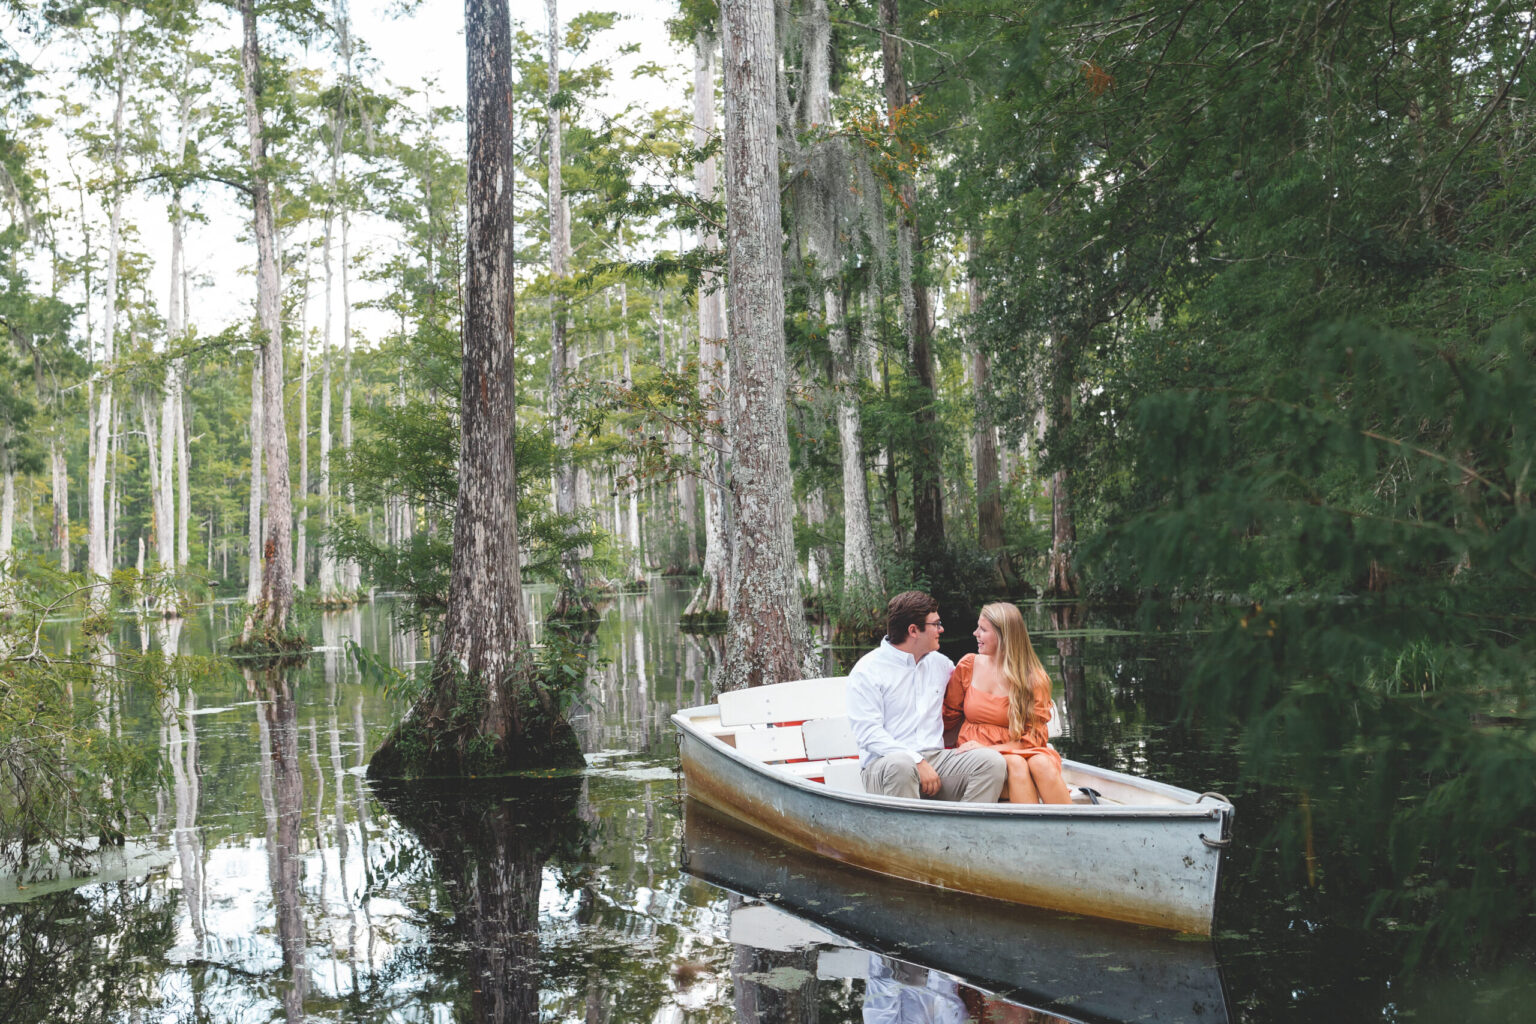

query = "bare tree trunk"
[108,393,120,573]
[141,393,168,568]
[370,0,581,777]
[246,353,264,604]
[296,310,309,594]
[240,0,296,642]
[88,14,127,602]
[1046,334,1079,599]
[177,366,190,569]
[968,236,1013,592]
[0,468,13,566]
[341,204,359,593]
[800,0,880,595]
[52,438,70,572]
[336,3,361,597]
[546,0,594,622]
[878,0,943,553]
[719,0,812,690]
[684,28,732,627]
[163,62,192,585]
[318,113,340,602]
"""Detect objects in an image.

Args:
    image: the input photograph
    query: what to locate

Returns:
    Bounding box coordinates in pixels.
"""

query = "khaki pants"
[861,746,1007,802]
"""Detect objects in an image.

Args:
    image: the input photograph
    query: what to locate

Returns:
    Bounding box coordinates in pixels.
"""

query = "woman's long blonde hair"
[982,602,1049,739]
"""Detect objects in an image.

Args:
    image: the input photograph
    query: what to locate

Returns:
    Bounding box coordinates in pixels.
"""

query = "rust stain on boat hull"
[678,731,1225,935]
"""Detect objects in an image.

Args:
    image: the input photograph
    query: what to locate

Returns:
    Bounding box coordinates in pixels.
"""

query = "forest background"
[0,0,1532,966]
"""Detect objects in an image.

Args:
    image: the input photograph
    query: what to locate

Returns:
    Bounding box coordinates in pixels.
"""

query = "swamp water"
[1,580,1528,1022]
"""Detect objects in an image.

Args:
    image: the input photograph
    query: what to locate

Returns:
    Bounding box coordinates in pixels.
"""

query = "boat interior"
[680,676,1188,807]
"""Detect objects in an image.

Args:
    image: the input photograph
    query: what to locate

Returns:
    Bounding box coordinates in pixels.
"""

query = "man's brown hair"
[886,590,939,645]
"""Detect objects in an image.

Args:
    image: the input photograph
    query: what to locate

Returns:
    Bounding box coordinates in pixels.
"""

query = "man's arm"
[847,669,920,763]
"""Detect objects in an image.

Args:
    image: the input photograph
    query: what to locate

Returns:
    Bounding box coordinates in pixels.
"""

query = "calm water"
[1,581,1528,1022]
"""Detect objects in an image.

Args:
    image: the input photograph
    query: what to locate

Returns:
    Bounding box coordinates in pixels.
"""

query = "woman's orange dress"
[943,653,1062,769]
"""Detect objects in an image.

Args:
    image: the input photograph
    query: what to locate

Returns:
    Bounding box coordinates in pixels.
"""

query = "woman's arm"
[942,655,972,746]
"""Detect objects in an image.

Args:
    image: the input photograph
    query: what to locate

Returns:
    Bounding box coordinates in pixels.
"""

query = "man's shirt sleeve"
[847,664,919,763]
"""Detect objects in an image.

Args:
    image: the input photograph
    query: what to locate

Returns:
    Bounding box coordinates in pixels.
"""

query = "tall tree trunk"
[370,0,581,777]
[296,308,308,593]
[141,393,168,569]
[51,438,70,572]
[341,205,359,592]
[968,236,1013,592]
[1046,334,1079,598]
[246,352,264,604]
[719,0,812,690]
[800,0,880,594]
[163,62,192,584]
[240,0,296,642]
[318,111,340,602]
[546,0,594,622]
[0,467,14,568]
[88,14,127,602]
[175,278,190,569]
[877,0,944,554]
[108,396,120,572]
[334,1,361,596]
[684,28,731,626]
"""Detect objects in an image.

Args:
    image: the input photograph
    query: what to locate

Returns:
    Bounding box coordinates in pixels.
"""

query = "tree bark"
[1046,334,1080,598]
[0,469,13,568]
[370,0,582,777]
[51,438,69,572]
[140,393,168,569]
[546,0,594,622]
[878,0,944,554]
[240,0,296,642]
[318,109,340,602]
[800,0,881,594]
[176,363,190,569]
[969,236,1013,591]
[684,28,732,627]
[719,0,812,690]
[163,62,192,584]
[88,13,127,600]
[246,351,264,605]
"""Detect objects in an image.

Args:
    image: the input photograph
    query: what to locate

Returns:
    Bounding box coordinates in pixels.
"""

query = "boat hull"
[674,711,1231,934]
[683,800,1231,1024]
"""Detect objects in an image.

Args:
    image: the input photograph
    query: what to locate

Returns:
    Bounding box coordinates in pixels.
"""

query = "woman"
[943,602,1070,804]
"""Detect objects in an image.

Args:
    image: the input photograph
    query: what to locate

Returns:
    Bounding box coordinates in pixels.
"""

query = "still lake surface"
[2,580,1528,1022]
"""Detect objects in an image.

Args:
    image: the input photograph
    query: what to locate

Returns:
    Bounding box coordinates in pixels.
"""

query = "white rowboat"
[671,675,1235,934]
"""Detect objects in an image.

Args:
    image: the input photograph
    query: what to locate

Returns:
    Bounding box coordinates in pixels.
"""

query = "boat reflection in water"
[683,800,1230,1024]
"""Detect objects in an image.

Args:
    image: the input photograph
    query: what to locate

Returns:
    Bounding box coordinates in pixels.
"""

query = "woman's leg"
[1002,753,1039,804]
[1027,754,1071,804]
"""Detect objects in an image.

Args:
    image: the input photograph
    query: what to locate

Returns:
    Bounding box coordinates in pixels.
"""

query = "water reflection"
[7,581,1523,1021]
[249,665,309,1020]
[377,778,588,1024]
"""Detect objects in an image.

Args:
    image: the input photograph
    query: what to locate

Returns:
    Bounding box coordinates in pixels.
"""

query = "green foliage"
[1099,322,1536,961]
[0,565,225,869]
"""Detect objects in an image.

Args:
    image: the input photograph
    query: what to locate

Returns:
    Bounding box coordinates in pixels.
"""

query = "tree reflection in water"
[248,665,311,1021]
[376,777,588,1023]
[0,882,176,1023]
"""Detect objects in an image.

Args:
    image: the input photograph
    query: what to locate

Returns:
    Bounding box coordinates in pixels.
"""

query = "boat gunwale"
[672,703,1233,823]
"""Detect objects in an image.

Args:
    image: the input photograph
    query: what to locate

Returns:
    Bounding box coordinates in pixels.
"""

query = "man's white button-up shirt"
[846,639,954,767]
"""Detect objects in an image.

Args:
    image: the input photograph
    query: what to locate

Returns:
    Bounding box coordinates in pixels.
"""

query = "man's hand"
[916,758,941,797]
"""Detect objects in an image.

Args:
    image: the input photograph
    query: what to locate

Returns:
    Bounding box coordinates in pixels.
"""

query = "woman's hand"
[956,740,981,752]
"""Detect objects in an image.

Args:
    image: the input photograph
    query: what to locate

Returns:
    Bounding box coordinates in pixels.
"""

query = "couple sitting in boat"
[847,590,1071,805]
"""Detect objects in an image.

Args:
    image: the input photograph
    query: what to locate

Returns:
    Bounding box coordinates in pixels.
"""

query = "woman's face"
[974,615,998,656]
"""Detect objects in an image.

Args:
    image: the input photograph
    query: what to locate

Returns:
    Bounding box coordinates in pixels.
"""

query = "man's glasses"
[923,619,942,631]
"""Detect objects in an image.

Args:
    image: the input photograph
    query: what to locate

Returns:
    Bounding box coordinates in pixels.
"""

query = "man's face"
[910,612,943,657]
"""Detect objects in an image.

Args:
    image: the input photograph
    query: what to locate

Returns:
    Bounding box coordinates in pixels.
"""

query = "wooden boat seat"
[717,676,850,727]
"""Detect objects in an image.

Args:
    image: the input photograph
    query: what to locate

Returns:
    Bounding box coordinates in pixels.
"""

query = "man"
[847,591,1006,801]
